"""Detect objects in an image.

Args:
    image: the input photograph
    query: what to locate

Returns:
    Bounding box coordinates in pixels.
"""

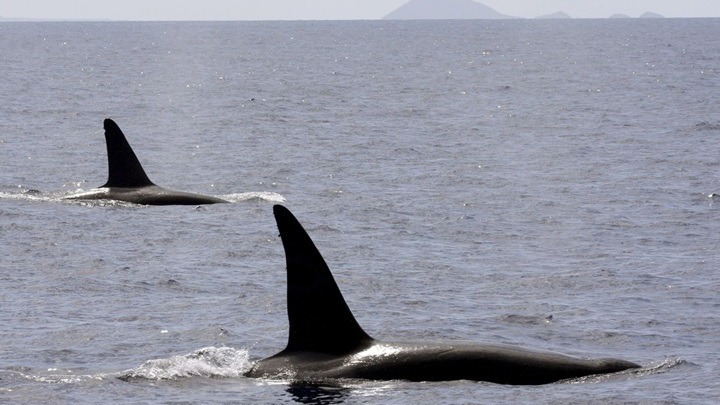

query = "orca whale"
[65,119,228,206]
[245,205,641,385]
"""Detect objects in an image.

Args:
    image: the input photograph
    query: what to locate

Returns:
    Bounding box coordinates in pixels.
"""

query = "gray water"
[1,19,719,403]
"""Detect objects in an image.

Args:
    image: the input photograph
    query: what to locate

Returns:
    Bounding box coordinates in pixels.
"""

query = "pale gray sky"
[1,0,718,21]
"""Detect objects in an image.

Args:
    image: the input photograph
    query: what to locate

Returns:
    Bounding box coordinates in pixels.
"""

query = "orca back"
[273,205,373,355]
[101,118,155,188]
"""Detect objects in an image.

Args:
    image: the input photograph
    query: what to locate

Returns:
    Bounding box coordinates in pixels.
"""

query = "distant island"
[639,12,664,18]
[384,0,665,20]
[537,11,665,19]
[536,12,572,20]
[384,0,517,20]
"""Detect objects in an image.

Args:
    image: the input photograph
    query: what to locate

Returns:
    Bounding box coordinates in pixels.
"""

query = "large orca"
[245,205,641,385]
[65,119,228,205]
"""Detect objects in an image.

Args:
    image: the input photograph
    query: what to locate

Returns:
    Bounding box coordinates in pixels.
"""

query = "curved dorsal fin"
[273,205,373,354]
[101,119,155,188]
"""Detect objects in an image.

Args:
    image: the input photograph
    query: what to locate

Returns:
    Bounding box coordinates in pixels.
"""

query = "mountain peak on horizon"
[536,11,572,19]
[384,0,517,20]
[640,11,664,18]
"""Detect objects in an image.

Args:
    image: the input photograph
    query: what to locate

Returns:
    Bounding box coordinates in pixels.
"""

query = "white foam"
[120,347,252,380]
[221,192,286,203]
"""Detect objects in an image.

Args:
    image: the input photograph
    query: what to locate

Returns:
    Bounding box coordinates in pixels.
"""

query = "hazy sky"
[1,0,718,20]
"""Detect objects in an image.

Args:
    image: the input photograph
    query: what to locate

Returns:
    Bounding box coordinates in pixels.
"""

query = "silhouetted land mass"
[385,0,668,20]
[1,5,668,22]
[536,11,572,19]
[384,0,517,20]
[640,12,664,18]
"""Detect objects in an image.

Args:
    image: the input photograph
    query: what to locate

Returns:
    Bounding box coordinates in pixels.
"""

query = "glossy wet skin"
[248,340,639,385]
[67,185,228,206]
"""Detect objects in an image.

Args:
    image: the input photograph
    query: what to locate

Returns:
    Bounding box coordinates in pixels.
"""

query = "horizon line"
[2,16,719,22]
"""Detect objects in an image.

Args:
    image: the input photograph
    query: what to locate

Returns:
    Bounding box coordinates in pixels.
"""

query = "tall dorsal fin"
[273,205,373,354]
[100,119,155,188]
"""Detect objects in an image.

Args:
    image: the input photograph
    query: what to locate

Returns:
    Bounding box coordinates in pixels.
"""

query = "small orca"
[245,205,641,385]
[66,119,228,205]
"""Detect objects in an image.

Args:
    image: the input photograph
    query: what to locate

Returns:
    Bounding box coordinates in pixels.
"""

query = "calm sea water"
[1,19,719,403]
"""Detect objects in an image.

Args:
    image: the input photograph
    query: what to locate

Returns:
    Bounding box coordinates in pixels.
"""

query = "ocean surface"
[1,18,719,403]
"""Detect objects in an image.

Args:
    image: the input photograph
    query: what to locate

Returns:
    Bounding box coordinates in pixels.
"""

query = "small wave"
[499,314,554,325]
[630,357,687,377]
[118,347,251,381]
[1,367,107,384]
[695,121,720,131]
[222,192,286,203]
[563,357,685,384]
[0,190,51,202]
[0,188,135,207]
[0,190,111,206]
